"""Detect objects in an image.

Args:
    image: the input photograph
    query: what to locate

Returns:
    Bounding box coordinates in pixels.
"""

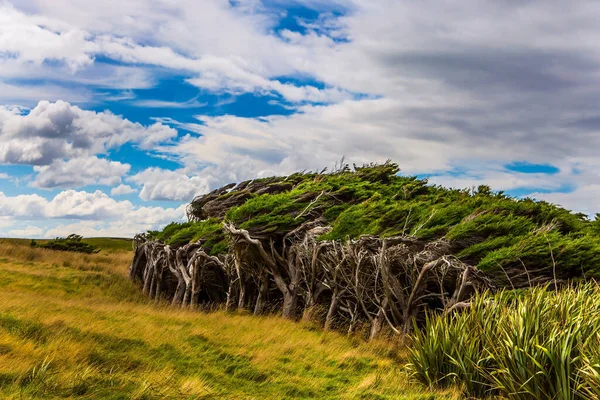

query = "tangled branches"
[130,221,491,338]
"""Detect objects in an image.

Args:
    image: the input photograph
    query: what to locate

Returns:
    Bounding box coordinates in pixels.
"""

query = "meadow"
[0,239,457,399]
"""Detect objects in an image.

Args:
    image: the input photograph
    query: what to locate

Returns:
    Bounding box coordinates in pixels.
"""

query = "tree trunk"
[253,272,269,315]
[324,289,340,331]
[225,282,236,311]
[238,280,247,310]
[281,288,298,319]
[182,284,191,307]
[154,279,161,302]
[369,299,388,340]
[142,266,152,295]
[190,288,199,309]
[233,251,246,310]
[171,279,186,306]
[148,273,156,298]
[190,261,200,309]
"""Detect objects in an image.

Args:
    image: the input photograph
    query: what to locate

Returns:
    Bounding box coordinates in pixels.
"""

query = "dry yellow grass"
[0,239,459,399]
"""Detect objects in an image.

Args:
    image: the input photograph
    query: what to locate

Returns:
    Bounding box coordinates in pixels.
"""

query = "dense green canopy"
[148,162,600,285]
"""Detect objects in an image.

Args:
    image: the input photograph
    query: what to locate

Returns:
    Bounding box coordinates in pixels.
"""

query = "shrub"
[408,283,600,399]
[148,163,600,281]
[39,234,99,254]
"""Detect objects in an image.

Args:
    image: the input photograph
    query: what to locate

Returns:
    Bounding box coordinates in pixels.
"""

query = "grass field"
[0,239,456,399]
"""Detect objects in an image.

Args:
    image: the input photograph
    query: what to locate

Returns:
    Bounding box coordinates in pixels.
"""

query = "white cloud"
[0,216,13,228]
[2,0,600,225]
[0,80,91,105]
[427,169,567,193]
[0,100,177,165]
[0,3,95,72]
[0,190,129,220]
[129,168,212,201]
[0,173,8,179]
[0,189,186,238]
[111,184,136,196]
[131,97,207,109]
[160,99,467,176]
[0,192,48,219]
[42,202,187,238]
[0,2,347,104]
[8,225,44,238]
[530,185,600,217]
[32,157,130,188]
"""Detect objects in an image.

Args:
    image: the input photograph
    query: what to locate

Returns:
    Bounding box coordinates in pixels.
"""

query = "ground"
[0,239,458,399]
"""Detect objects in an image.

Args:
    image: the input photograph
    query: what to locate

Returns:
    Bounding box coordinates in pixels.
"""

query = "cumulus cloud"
[0,189,186,237]
[0,100,177,165]
[161,99,469,176]
[0,3,95,72]
[32,157,130,188]
[111,184,136,196]
[0,190,127,220]
[129,168,213,201]
[42,213,182,238]
[0,2,351,104]
[2,0,600,228]
[8,226,44,238]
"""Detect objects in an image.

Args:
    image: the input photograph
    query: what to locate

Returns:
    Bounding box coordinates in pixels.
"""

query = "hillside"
[0,239,457,399]
[131,162,600,337]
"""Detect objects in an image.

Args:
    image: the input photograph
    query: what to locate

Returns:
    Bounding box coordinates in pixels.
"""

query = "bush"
[408,283,600,399]
[148,162,600,281]
[39,234,99,254]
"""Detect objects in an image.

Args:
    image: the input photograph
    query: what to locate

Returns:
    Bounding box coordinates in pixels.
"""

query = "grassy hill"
[0,239,457,399]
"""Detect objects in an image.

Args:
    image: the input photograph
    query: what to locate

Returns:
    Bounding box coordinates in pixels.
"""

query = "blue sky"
[1,0,599,238]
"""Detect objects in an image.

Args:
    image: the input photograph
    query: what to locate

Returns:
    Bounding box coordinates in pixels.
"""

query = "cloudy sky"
[1,0,599,238]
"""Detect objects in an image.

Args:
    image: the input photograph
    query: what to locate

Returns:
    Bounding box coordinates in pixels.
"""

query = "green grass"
[0,239,457,399]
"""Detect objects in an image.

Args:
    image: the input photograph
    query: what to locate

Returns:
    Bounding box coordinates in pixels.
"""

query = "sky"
[1,0,599,238]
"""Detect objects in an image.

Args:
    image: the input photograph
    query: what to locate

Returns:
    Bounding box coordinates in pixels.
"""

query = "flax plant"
[408,283,600,399]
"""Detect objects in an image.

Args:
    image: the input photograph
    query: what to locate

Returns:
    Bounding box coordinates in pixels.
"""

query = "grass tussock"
[0,239,457,399]
[408,283,600,399]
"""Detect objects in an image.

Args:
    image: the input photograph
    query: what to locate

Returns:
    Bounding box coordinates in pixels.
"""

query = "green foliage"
[353,160,400,184]
[227,191,306,234]
[408,284,600,399]
[148,219,226,254]
[39,234,99,254]
[478,231,600,278]
[150,162,600,279]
